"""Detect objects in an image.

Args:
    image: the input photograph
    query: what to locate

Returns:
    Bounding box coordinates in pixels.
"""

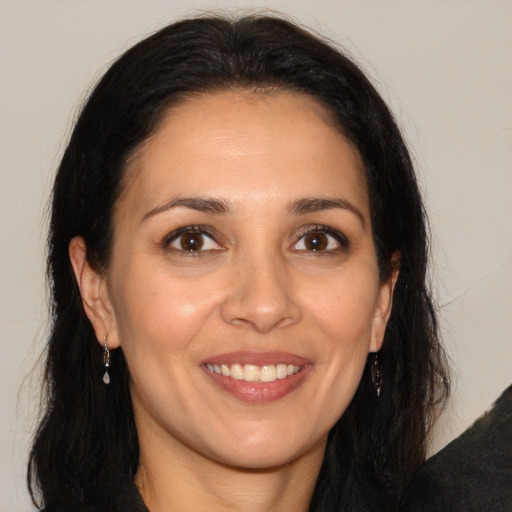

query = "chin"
[206,431,324,471]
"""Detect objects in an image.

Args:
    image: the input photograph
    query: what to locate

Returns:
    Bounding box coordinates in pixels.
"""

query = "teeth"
[260,365,277,382]
[231,364,244,380]
[206,363,302,382]
[244,364,259,382]
[276,364,288,379]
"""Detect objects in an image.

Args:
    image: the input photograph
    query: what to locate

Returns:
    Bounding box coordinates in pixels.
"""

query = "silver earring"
[371,352,382,397]
[102,335,110,385]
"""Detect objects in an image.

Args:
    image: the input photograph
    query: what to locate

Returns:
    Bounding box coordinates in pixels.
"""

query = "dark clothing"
[403,384,512,512]
[43,385,512,512]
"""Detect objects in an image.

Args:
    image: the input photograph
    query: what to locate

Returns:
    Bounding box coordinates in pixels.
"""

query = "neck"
[135,432,326,512]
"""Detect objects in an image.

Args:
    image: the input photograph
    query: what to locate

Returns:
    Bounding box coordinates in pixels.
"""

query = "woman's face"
[83,90,396,470]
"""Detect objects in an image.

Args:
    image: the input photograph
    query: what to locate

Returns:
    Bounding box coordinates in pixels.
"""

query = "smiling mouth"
[201,352,312,402]
[205,363,302,383]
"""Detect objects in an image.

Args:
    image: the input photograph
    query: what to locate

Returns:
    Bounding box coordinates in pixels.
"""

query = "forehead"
[118,89,369,218]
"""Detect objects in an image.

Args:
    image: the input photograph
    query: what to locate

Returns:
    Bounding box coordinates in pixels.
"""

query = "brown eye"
[303,232,328,251]
[292,227,348,253]
[180,233,204,251]
[166,227,222,253]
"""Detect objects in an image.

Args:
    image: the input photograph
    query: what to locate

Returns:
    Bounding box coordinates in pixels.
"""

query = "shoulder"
[405,384,512,512]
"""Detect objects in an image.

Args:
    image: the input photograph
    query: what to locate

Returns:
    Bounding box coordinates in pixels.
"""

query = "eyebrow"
[289,197,366,228]
[142,195,365,228]
[142,197,230,221]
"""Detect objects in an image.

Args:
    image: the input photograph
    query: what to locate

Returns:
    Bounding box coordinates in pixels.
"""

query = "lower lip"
[202,365,313,403]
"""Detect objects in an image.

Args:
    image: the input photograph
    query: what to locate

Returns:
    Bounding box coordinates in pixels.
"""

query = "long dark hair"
[29,14,450,511]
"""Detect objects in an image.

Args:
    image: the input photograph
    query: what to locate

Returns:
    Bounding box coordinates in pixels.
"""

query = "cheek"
[110,259,224,357]
[305,270,379,345]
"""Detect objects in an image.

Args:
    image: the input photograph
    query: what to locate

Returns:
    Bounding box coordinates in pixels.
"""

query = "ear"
[370,252,400,353]
[69,236,120,349]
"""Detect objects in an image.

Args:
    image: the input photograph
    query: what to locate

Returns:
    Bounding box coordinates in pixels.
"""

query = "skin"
[70,90,398,512]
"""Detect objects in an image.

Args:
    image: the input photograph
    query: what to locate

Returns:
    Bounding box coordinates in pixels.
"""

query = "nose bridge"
[221,244,300,332]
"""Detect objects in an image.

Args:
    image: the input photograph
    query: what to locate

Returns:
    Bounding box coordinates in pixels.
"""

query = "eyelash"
[162,225,220,255]
[293,225,349,254]
[161,224,349,255]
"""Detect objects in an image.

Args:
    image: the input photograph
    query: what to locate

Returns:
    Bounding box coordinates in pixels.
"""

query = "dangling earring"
[371,352,382,397]
[102,335,110,385]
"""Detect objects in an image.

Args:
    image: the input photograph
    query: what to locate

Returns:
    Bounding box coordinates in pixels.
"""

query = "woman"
[28,14,449,512]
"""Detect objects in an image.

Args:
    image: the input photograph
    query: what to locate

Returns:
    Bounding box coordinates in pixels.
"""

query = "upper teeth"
[206,363,301,382]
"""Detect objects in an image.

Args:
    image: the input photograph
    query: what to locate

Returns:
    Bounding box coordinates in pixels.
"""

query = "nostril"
[220,273,301,333]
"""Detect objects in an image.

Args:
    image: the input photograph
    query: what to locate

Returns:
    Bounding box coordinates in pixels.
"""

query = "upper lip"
[201,351,311,367]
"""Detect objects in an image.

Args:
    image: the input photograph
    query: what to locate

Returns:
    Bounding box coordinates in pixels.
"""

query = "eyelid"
[162,225,223,252]
[291,225,349,252]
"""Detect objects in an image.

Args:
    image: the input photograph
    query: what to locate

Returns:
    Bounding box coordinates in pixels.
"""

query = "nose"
[221,252,301,333]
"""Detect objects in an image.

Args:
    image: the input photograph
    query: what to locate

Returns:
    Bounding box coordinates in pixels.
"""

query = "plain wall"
[1,1,510,510]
